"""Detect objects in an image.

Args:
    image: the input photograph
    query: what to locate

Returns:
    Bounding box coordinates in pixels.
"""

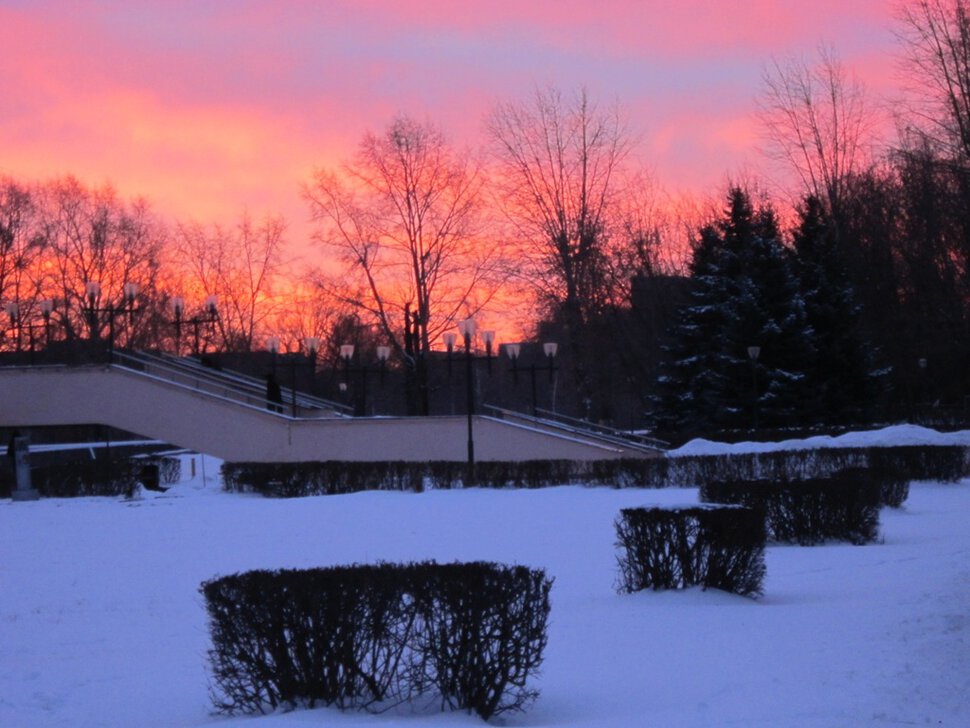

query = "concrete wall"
[0,365,660,462]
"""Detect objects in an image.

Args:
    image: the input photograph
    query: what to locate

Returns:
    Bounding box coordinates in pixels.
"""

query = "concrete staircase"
[0,356,666,463]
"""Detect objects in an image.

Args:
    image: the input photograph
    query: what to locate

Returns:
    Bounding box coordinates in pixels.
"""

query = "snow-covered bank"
[2,446,969,726]
[671,423,970,456]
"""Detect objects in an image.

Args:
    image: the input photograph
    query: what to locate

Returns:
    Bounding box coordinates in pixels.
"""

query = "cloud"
[0,0,901,237]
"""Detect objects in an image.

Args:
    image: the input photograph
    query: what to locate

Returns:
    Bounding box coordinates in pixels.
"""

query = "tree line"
[4,1,970,434]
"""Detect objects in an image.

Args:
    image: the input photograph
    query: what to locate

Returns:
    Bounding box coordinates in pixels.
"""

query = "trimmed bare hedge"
[221,444,968,497]
[200,561,552,721]
[699,477,883,545]
[615,505,767,598]
[1,454,181,498]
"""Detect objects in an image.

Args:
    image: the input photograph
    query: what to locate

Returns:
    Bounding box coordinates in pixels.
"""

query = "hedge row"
[28,455,180,498]
[699,477,883,545]
[201,562,552,721]
[615,505,767,597]
[221,444,967,497]
[219,460,583,495]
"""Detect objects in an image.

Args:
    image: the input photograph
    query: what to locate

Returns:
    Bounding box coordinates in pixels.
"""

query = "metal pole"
[464,333,475,484]
[290,356,297,418]
[530,364,538,417]
[108,310,115,362]
[750,360,759,431]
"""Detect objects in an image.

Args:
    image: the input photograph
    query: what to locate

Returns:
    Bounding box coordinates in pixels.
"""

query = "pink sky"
[0,1,900,255]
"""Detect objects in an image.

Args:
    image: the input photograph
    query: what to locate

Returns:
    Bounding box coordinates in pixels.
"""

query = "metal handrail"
[144,351,350,413]
[534,407,670,449]
[111,350,352,417]
[483,404,668,452]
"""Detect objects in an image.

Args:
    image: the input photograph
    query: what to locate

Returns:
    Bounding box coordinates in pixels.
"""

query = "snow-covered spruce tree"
[651,223,733,431]
[793,195,879,424]
[654,187,814,431]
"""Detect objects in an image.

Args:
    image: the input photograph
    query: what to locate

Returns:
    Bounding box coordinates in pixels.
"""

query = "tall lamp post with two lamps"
[84,281,141,359]
[505,341,559,417]
[171,295,219,356]
[443,318,496,486]
[339,343,391,417]
[266,337,323,417]
[3,299,55,361]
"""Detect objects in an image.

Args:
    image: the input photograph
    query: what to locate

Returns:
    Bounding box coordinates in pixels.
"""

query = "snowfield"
[2,427,970,727]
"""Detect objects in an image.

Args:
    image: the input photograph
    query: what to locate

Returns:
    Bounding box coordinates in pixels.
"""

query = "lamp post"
[267,336,280,376]
[448,318,495,485]
[171,295,219,356]
[917,357,928,422]
[458,318,477,483]
[84,281,140,359]
[4,301,20,352]
[506,341,559,417]
[2,300,55,361]
[339,343,391,416]
[39,299,53,347]
[747,345,761,431]
[281,337,323,417]
[305,336,319,395]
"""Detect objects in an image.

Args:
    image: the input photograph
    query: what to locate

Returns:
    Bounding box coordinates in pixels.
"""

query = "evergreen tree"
[654,188,814,432]
[793,195,879,423]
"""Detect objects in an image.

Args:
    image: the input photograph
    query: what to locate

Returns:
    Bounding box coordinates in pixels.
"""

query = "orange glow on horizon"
[0,0,903,309]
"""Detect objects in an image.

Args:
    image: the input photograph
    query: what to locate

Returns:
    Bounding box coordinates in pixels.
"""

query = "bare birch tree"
[758,46,874,221]
[38,177,163,347]
[304,115,495,414]
[172,212,286,352]
[896,0,970,163]
[0,178,46,351]
[487,86,632,402]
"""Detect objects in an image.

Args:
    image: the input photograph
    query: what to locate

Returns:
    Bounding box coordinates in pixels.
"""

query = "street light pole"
[84,281,141,360]
[506,341,558,417]
[339,344,391,416]
[458,318,477,484]
[305,336,319,395]
[4,301,21,353]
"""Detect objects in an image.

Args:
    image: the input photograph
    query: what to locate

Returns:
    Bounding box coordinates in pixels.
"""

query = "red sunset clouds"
[0,1,898,244]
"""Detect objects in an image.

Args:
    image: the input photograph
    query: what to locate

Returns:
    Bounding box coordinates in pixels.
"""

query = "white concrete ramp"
[0,364,663,462]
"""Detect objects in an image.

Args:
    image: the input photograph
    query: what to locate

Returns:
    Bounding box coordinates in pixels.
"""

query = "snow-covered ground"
[2,429,970,727]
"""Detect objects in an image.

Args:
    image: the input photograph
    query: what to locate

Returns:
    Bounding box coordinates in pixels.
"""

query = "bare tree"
[487,86,632,403]
[304,115,496,414]
[172,212,286,352]
[37,177,163,348]
[758,46,874,221]
[896,0,970,163]
[0,178,46,350]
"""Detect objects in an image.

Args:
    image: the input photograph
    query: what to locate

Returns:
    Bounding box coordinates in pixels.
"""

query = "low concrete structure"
[0,364,663,462]
[9,435,39,501]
